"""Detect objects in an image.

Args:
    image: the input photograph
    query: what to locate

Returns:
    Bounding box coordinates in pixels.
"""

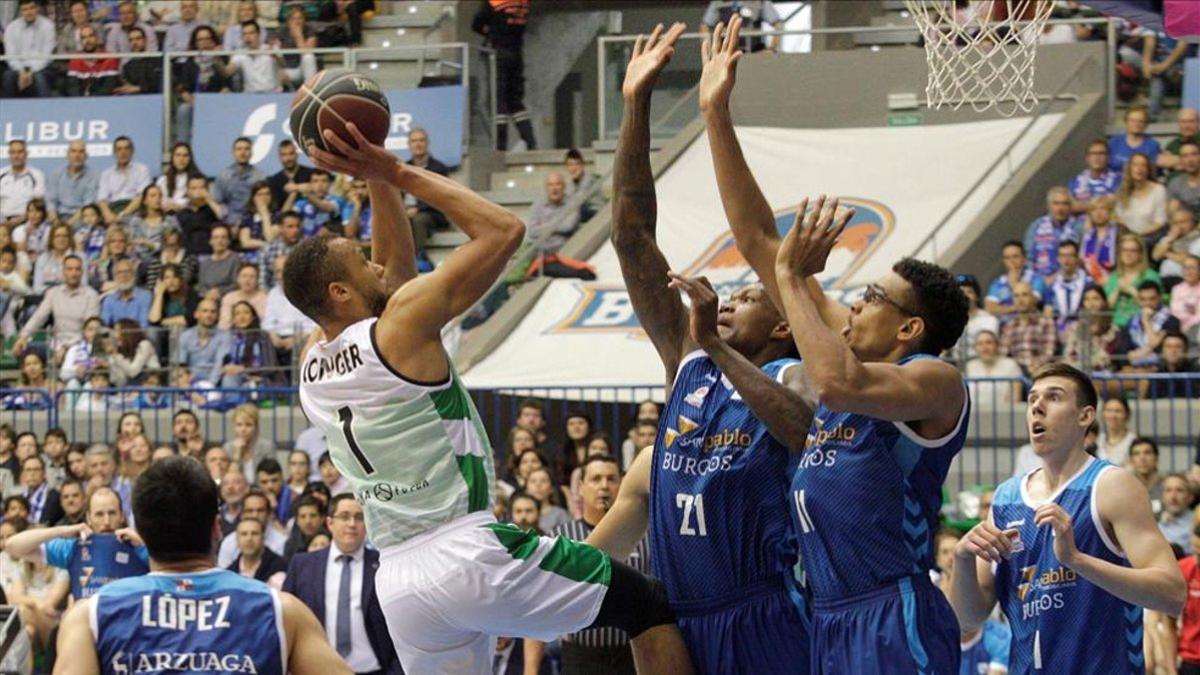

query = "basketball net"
[904,0,1055,116]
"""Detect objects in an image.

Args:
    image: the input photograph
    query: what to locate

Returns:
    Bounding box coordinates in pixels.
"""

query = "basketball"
[289,68,391,157]
[985,0,1046,22]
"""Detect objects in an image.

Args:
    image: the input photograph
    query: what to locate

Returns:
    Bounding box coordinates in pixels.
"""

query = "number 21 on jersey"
[676,493,707,536]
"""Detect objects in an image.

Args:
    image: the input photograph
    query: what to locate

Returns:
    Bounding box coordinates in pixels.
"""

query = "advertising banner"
[0,95,163,175]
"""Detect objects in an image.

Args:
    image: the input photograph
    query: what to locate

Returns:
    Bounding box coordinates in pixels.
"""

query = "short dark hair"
[133,457,218,562]
[581,454,620,481]
[1031,363,1098,411]
[59,478,83,494]
[892,257,968,355]
[243,489,271,511]
[278,139,295,149]
[255,457,283,476]
[241,19,260,32]
[279,210,301,224]
[1163,330,1189,348]
[327,493,357,515]
[1137,280,1162,294]
[318,451,333,467]
[310,168,331,179]
[113,136,132,149]
[518,398,544,414]
[510,491,540,510]
[1131,436,1159,457]
[236,516,264,532]
[174,409,199,423]
[3,495,30,513]
[1087,139,1108,153]
[1002,240,1025,254]
[44,427,67,443]
[63,253,83,266]
[283,234,350,322]
[234,136,252,147]
[292,494,325,518]
[565,148,584,162]
[1057,240,1079,254]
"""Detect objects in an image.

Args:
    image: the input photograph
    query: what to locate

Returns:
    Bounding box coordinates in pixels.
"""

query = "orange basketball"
[985,0,1047,23]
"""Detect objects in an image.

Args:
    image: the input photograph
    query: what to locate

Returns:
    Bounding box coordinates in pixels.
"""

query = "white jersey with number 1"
[298,317,495,548]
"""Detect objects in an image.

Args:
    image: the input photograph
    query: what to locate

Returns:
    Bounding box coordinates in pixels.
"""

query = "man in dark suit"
[13,456,63,525]
[283,494,402,675]
[226,517,287,585]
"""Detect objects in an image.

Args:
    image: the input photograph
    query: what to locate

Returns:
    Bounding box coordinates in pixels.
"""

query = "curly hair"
[892,257,968,355]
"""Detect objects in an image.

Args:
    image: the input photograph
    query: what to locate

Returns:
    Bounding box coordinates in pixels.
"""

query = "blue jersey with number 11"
[649,351,802,604]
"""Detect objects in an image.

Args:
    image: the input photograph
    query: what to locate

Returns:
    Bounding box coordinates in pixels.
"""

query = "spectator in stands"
[58,0,98,53]
[282,494,324,559]
[341,177,372,245]
[112,26,162,95]
[276,6,319,89]
[145,224,198,285]
[104,0,158,53]
[12,255,99,355]
[217,302,279,388]
[177,176,223,257]
[1168,142,1200,219]
[283,452,310,500]
[114,412,144,461]
[176,297,228,385]
[237,181,276,260]
[266,141,312,208]
[216,489,286,567]
[1,352,58,411]
[259,211,302,288]
[1173,255,1200,339]
[99,258,151,327]
[1148,331,1200,399]
[3,517,70,652]
[1,1,56,99]
[117,433,151,482]
[224,403,275,481]
[1152,210,1199,286]
[564,148,602,222]
[127,185,177,255]
[1117,280,1181,371]
[1107,233,1163,330]
[33,224,78,293]
[1116,153,1169,243]
[84,444,131,508]
[1044,240,1090,331]
[289,170,343,237]
[58,316,104,387]
[623,418,659,471]
[64,447,87,484]
[218,262,267,329]
[97,136,151,226]
[405,126,451,235]
[172,24,232,144]
[1024,186,1083,278]
[1160,108,1200,177]
[1157,474,1192,552]
[998,281,1057,374]
[214,138,266,222]
[1098,397,1136,465]
[65,24,121,97]
[1,140,46,229]
[162,0,200,52]
[106,318,159,385]
[985,241,1045,321]
[263,253,314,355]
[15,456,62,526]
[1130,437,1166,508]
[89,225,139,293]
[76,206,106,264]
[562,411,593,515]
[473,0,536,150]
[509,492,541,532]
[317,452,349,495]
[42,429,69,488]
[204,445,231,482]
[256,458,291,526]
[965,330,1024,406]
[228,517,287,587]
[226,21,282,93]
[46,141,99,225]
[1109,105,1160,172]
[148,262,199,328]
[527,171,583,257]
[0,246,30,335]
[4,496,31,523]
[1069,139,1122,212]
[218,469,249,536]
[282,493,401,674]
[197,224,239,297]
[157,143,204,212]
[524,466,570,532]
[55,480,84,526]
[223,1,268,50]
[1063,285,1120,372]
[12,199,50,264]
[515,398,549,445]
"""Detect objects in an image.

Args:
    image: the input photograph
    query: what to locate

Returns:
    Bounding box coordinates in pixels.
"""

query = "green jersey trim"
[483,523,612,587]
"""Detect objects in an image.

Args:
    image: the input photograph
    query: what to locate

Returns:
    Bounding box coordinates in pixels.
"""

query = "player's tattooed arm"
[612,22,695,386]
[587,446,652,560]
[669,272,814,452]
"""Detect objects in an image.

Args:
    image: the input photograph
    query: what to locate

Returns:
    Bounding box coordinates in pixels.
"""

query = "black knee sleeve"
[589,559,676,639]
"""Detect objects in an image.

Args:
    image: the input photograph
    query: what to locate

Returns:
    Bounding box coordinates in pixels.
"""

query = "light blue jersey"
[992,457,1142,674]
[92,569,286,675]
[960,619,1011,675]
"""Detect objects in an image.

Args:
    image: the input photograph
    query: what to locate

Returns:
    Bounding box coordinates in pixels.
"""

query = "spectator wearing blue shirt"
[1044,241,1091,333]
[341,177,372,244]
[986,240,1046,322]
[1023,186,1084,278]
[287,169,345,237]
[46,140,100,224]
[1109,105,1161,173]
[176,298,230,385]
[99,258,152,327]
[1068,140,1121,213]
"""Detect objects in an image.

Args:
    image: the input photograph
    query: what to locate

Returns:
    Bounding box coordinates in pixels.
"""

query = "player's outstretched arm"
[1052,468,1186,614]
[611,22,695,386]
[586,446,652,560]
[281,592,355,675]
[669,272,815,450]
[52,599,100,675]
[700,17,849,332]
[774,197,965,423]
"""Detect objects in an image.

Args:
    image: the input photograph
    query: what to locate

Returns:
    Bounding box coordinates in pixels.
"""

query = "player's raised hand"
[1034,503,1079,566]
[775,196,855,280]
[667,271,722,348]
[622,22,687,100]
[305,123,399,184]
[699,16,744,115]
[955,519,1015,563]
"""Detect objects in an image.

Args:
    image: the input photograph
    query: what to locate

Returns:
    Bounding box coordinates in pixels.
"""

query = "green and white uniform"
[299,317,612,674]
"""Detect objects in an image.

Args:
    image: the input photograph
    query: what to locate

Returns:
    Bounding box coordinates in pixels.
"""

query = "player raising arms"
[950,363,1184,675]
[54,457,350,675]
[287,125,693,674]
[705,17,971,672]
[587,22,813,673]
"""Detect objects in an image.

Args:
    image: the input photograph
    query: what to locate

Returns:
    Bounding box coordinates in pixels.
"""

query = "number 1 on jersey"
[676,493,708,536]
[337,406,376,475]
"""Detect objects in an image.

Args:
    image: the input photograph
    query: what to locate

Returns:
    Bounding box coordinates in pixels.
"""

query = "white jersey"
[298,317,495,548]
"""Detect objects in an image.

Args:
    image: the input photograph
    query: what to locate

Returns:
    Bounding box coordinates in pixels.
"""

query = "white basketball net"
[904,0,1055,116]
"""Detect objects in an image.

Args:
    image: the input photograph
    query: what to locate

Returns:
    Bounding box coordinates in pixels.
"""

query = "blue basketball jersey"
[45,534,150,599]
[93,569,286,675]
[649,351,803,605]
[992,457,1142,675]
[960,619,1011,675]
[791,353,969,600]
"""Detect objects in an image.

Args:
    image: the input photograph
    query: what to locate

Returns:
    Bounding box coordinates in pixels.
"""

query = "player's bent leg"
[588,560,694,675]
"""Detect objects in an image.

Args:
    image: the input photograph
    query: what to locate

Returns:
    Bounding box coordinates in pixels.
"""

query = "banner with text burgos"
[191,86,465,175]
[0,95,163,175]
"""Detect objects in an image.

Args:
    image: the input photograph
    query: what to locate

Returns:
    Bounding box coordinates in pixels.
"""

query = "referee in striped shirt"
[538,454,650,675]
